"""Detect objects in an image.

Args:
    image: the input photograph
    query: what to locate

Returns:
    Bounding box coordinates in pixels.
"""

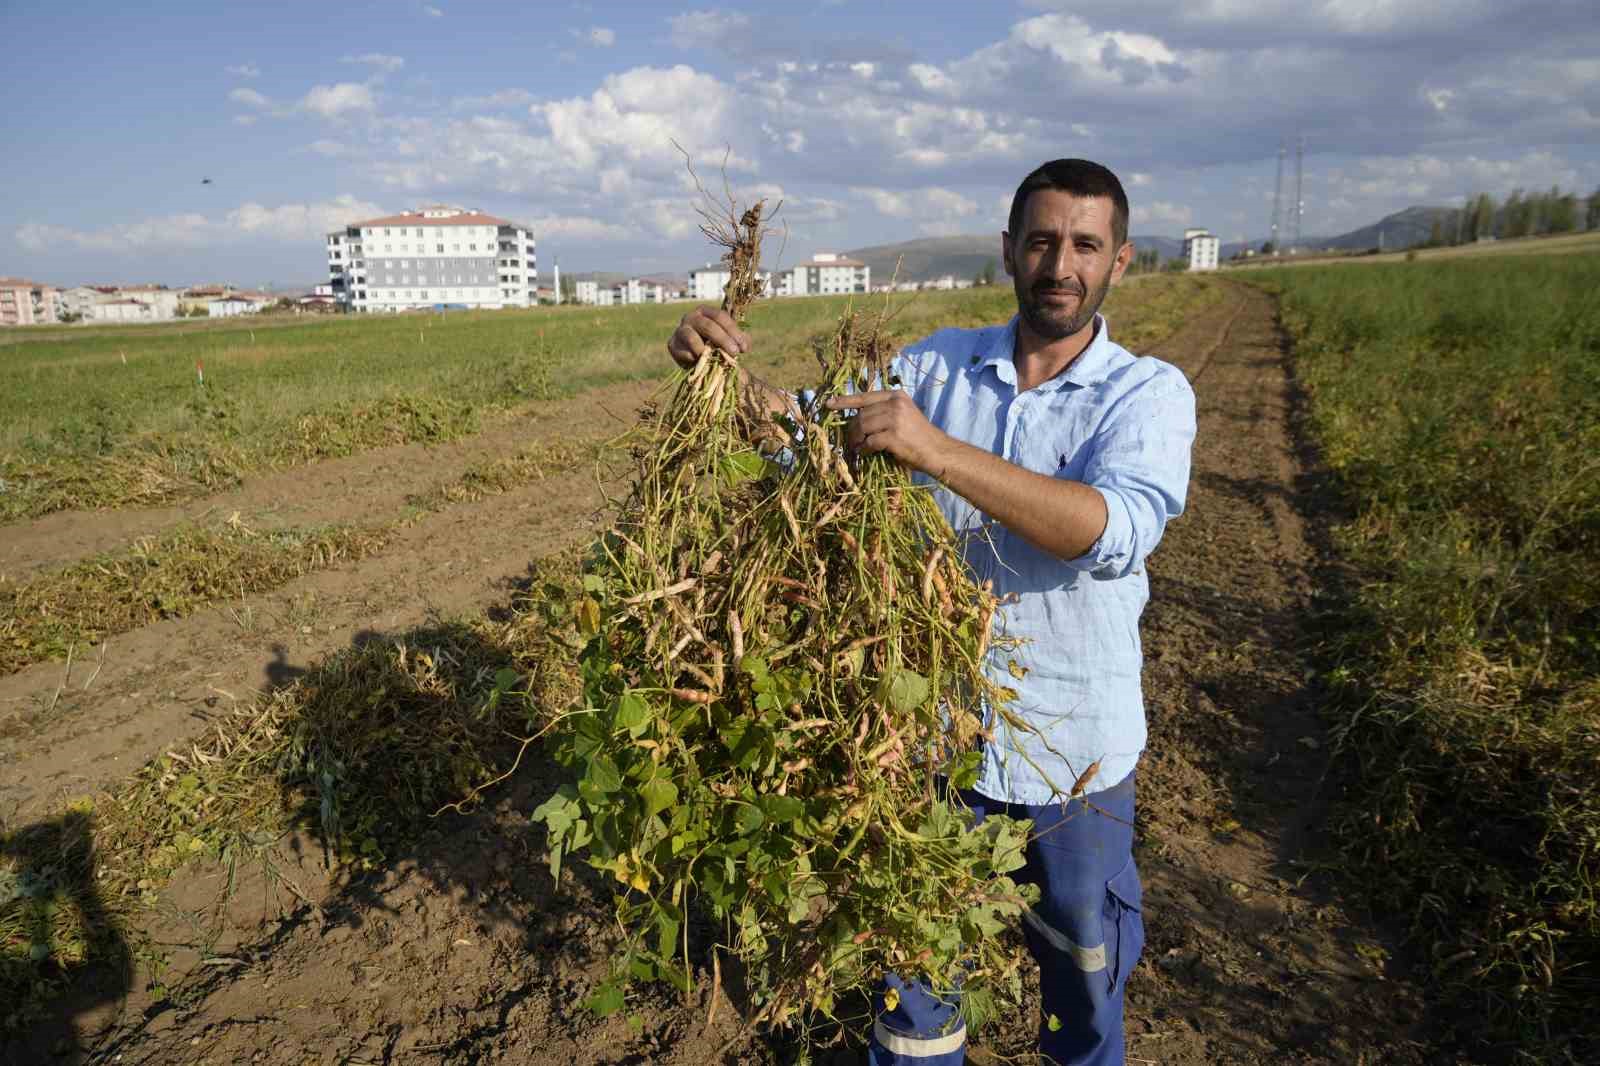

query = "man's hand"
[825,391,952,477]
[667,305,751,368]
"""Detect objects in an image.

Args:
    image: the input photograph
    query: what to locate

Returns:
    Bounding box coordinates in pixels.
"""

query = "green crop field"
[0,277,1220,523]
[1250,254,1600,1055]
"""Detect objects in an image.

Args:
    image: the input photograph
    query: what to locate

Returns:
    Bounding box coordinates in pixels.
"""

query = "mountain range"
[836,205,1463,283]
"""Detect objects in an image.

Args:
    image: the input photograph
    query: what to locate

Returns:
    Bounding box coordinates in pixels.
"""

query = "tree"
[1470,193,1495,241]
[1429,219,1444,247]
[981,258,996,286]
[1587,187,1600,231]
[1502,188,1529,238]
[1546,187,1579,234]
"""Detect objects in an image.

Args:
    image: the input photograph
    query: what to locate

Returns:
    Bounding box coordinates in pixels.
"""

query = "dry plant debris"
[533,191,1039,1046]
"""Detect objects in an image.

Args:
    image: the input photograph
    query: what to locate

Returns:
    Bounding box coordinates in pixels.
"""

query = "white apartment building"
[687,266,773,304]
[572,278,667,306]
[326,204,537,312]
[776,253,870,297]
[1183,228,1220,272]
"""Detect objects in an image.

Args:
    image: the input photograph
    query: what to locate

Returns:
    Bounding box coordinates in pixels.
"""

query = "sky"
[3,0,1597,288]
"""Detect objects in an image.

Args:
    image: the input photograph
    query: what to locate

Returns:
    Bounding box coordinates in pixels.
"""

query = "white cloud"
[227,195,387,241]
[17,213,215,252]
[668,10,752,50]
[453,88,535,110]
[233,115,258,127]
[1129,172,1153,187]
[307,139,348,157]
[424,4,443,15]
[1130,200,1193,229]
[229,88,270,109]
[576,26,617,47]
[528,215,632,242]
[225,63,260,78]
[301,83,377,119]
[342,53,405,75]
[855,187,978,234]
[16,196,386,253]
[538,65,753,176]
[850,62,876,79]
[907,63,952,93]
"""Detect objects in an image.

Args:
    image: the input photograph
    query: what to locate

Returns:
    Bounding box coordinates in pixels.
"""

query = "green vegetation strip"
[0,279,1223,521]
[0,521,389,676]
[1254,254,1599,1057]
[1,439,596,678]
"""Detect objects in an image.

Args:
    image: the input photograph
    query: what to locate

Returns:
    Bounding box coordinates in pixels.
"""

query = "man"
[667,159,1196,1065]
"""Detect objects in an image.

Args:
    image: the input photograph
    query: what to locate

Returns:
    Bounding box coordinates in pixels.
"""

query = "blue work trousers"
[866,771,1143,1066]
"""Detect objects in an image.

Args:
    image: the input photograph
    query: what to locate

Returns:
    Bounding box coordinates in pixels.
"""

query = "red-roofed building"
[325,204,537,313]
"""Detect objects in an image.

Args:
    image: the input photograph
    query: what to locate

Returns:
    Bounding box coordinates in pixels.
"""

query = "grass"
[0,279,1222,522]
[1248,253,1600,1060]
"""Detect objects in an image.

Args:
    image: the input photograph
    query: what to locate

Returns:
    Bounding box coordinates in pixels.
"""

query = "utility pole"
[1290,135,1304,254]
[1269,141,1285,254]
[553,258,561,305]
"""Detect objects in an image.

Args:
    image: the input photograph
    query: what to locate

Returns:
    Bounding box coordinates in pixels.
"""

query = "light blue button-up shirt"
[891,313,1195,804]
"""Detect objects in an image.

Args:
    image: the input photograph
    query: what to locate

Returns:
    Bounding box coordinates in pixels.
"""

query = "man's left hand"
[824,391,950,477]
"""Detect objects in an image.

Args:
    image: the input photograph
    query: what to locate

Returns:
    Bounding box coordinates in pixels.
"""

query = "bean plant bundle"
[533,196,1039,1044]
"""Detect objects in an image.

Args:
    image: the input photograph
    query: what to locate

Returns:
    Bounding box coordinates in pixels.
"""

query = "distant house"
[1183,228,1220,271]
[209,291,272,317]
[89,298,156,323]
[116,285,179,320]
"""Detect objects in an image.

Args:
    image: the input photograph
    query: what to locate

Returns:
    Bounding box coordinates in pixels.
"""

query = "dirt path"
[9,287,1435,1064]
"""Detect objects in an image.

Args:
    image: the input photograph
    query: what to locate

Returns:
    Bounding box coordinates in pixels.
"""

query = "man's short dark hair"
[1008,159,1129,248]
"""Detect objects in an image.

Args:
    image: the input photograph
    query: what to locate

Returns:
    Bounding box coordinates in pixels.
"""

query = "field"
[1,258,1594,1064]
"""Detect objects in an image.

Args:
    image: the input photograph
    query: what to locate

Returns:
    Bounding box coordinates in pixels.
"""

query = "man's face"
[1003,189,1132,343]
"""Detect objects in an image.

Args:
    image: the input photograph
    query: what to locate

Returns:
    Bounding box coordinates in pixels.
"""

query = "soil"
[5,286,1441,1065]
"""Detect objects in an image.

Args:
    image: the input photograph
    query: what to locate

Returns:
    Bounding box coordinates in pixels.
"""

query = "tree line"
[1427,184,1600,246]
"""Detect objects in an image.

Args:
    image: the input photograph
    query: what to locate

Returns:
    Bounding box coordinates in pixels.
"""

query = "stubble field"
[2,257,1595,1064]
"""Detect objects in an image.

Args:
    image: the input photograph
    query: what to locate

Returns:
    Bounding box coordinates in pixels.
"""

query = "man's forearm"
[927,435,1108,561]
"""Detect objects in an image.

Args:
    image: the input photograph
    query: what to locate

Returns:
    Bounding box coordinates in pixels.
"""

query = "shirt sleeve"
[1065,368,1196,579]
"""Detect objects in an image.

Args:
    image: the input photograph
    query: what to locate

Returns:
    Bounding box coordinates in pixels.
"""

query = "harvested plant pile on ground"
[535,197,1039,1045]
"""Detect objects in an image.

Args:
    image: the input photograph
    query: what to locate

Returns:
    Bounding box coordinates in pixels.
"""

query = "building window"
[436,244,444,253]
[384,228,391,236]
[420,290,429,299]
[469,244,477,252]
[415,228,423,237]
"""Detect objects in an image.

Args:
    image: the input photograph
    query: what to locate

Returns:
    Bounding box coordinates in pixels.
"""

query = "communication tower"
[1289,136,1305,253]
[1269,142,1285,254]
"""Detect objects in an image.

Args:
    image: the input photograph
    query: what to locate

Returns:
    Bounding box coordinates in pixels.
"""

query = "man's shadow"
[1,808,132,1062]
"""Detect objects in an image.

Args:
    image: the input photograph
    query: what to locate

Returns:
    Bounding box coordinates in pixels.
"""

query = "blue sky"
[4,0,1597,287]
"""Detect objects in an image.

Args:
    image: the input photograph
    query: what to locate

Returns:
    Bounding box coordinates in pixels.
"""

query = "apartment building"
[326,204,537,313]
[775,253,870,297]
[687,266,773,304]
[572,278,668,306]
[1183,227,1220,272]
[0,277,60,325]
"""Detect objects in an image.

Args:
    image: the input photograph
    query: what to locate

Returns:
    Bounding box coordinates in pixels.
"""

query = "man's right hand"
[668,305,753,368]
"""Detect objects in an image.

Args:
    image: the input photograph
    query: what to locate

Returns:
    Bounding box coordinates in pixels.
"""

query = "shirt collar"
[973,313,1116,391]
